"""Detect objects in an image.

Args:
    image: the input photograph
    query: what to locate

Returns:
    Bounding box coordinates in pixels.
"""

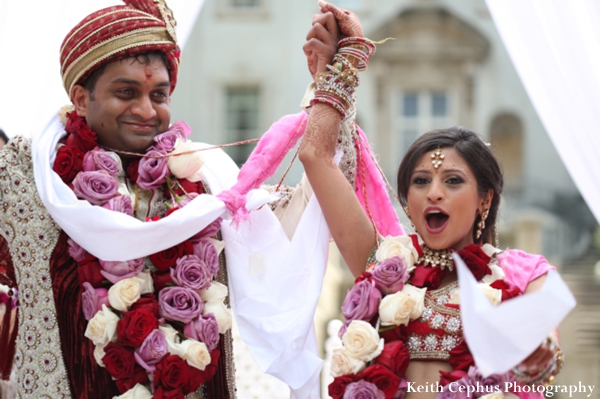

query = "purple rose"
[81,282,109,321]
[341,279,382,323]
[184,313,220,351]
[134,329,168,371]
[158,286,204,324]
[466,366,511,396]
[343,380,385,399]
[137,150,169,190]
[68,238,90,262]
[192,240,219,277]
[73,170,119,205]
[170,255,212,291]
[338,322,349,340]
[102,195,133,216]
[371,256,410,295]
[190,218,222,244]
[393,378,409,399]
[99,258,145,284]
[153,122,190,153]
[436,389,469,399]
[82,148,121,176]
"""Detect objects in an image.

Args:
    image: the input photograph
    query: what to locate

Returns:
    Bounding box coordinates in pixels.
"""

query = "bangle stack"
[311,37,376,118]
[511,337,564,387]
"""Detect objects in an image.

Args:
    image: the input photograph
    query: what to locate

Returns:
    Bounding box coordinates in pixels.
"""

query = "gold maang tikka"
[431,148,444,168]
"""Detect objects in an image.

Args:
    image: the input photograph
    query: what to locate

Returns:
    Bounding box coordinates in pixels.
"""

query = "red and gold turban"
[60,0,181,97]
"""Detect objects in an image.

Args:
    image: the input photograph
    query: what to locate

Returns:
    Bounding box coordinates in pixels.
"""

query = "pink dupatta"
[217,112,403,237]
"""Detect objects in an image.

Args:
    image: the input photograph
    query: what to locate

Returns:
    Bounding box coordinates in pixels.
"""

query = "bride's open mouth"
[425,209,449,233]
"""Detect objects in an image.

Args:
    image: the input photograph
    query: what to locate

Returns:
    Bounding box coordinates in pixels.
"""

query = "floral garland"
[53,112,232,399]
[329,235,521,399]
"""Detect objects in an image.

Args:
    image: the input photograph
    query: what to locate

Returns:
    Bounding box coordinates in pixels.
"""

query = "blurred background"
[1,0,599,398]
[171,0,600,397]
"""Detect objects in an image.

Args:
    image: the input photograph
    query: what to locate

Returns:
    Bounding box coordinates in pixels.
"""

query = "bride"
[300,2,562,398]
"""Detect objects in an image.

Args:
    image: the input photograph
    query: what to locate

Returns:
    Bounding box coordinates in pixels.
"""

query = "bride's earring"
[404,206,415,229]
[476,208,489,240]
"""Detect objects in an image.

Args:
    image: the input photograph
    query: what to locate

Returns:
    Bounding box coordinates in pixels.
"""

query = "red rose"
[130,294,160,318]
[410,234,423,257]
[152,271,175,292]
[53,145,84,184]
[149,241,194,272]
[114,365,149,393]
[117,308,159,347]
[154,355,190,392]
[169,179,205,198]
[185,349,220,393]
[361,364,401,399]
[126,159,140,185]
[154,387,185,399]
[328,374,359,399]
[102,343,135,380]
[456,244,491,281]
[165,207,179,217]
[375,341,410,377]
[410,265,444,289]
[440,369,467,386]
[490,279,520,301]
[354,271,372,284]
[448,339,474,372]
[77,256,105,287]
[379,324,408,343]
[65,112,98,152]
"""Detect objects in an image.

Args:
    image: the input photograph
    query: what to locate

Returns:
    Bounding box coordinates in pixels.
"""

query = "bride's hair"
[396,126,503,245]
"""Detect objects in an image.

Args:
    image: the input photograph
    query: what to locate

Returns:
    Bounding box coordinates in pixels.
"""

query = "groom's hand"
[303,9,340,81]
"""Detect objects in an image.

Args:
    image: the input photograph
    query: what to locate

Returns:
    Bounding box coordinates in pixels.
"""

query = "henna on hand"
[300,104,342,168]
[318,0,363,38]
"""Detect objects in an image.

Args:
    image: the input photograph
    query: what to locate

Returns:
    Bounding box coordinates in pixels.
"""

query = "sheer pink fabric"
[498,249,556,399]
[218,112,403,236]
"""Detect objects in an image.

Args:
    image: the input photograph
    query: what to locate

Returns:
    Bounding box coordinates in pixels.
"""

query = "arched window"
[489,113,524,191]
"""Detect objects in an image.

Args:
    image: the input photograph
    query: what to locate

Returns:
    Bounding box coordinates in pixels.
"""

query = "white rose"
[179,339,211,370]
[205,237,225,256]
[448,284,502,306]
[379,284,426,326]
[93,343,107,367]
[376,235,419,271]
[482,264,505,284]
[448,290,461,305]
[203,300,233,334]
[135,270,154,295]
[199,282,228,302]
[113,383,152,399]
[330,347,366,377]
[160,324,184,356]
[168,139,204,182]
[341,320,384,362]
[479,284,502,306]
[84,304,119,345]
[107,276,144,311]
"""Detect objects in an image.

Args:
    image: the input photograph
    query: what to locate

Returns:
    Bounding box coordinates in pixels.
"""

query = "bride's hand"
[515,336,557,374]
[318,0,363,38]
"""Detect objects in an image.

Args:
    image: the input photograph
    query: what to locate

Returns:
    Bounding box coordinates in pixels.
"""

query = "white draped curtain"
[0,0,204,138]
[486,0,600,224]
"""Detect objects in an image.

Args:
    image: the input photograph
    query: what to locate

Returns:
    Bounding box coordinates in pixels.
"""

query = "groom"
[0,0,371,398]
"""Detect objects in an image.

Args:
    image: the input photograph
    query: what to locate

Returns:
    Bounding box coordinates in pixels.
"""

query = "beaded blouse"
[365,242,502,361]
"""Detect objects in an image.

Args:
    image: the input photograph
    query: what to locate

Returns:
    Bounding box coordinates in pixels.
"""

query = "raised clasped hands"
[303,0,364,81]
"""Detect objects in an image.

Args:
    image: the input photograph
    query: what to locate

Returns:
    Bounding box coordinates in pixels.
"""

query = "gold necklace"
[418,245,454,271]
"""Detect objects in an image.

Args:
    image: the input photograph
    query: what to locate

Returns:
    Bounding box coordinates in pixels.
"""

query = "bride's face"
[406,147,490,250]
